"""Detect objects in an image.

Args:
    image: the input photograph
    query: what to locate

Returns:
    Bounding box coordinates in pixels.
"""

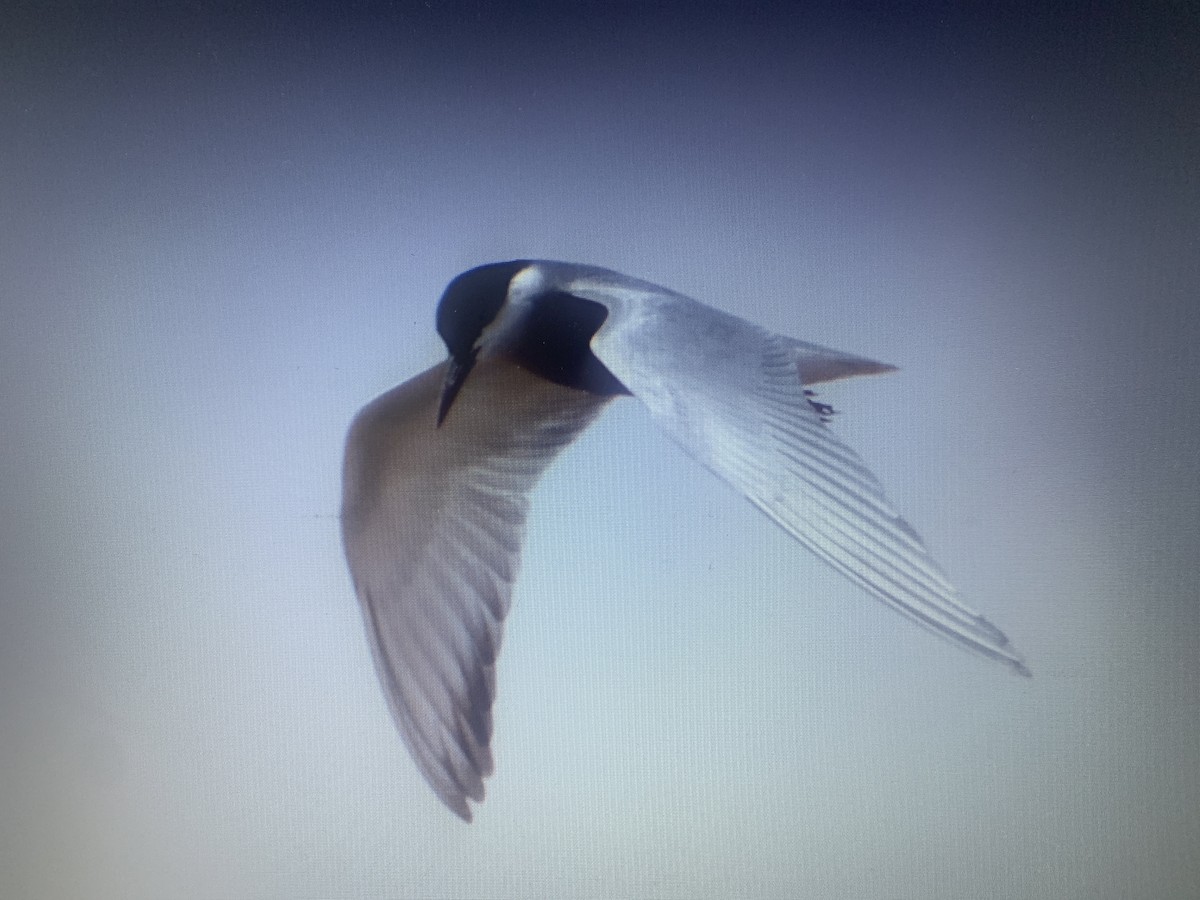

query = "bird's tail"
[787,340,898,386]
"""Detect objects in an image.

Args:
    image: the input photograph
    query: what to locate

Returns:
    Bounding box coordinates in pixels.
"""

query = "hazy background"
[2,3,1197,897]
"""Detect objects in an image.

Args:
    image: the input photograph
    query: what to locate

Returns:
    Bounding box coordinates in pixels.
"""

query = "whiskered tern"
[341,260,1028,820]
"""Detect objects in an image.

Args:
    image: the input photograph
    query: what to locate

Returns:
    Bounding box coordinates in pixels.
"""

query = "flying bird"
[340,260,1028,821]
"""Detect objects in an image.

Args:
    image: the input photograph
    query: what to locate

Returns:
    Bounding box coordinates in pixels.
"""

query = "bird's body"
[341,260,1028,821]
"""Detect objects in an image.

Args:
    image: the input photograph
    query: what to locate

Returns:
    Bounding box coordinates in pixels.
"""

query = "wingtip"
[974,618,1032,678]
[447,795,474,822]
[990,639,1031,678]
[991,626,1032,678]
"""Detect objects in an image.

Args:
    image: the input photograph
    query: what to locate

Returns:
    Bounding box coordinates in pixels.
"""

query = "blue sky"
[2,4,1198,897]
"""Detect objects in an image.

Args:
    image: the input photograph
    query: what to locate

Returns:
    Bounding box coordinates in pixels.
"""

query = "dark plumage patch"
[804,388,836,422]
[511,291,630,396]
[436,260,530,358]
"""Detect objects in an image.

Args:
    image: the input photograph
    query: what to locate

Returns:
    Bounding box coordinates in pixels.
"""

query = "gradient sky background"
[2,3,1198,898]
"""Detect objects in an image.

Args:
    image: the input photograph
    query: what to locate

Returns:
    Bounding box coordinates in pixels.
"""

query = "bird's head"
[434,260,541,425]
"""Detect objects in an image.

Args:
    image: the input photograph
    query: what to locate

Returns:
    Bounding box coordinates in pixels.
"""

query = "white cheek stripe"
[474,264,545,353]
[507,263,545,301]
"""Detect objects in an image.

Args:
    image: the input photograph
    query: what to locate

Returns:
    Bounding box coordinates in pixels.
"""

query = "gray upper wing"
[341,359,608,820]
[562,267,1029,675]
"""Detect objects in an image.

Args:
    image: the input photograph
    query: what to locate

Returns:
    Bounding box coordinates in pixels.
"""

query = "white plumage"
[341,260,1028,821]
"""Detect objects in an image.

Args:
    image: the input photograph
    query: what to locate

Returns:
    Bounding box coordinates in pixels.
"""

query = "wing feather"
[566,268,1029,675]
[342,359,607,820]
